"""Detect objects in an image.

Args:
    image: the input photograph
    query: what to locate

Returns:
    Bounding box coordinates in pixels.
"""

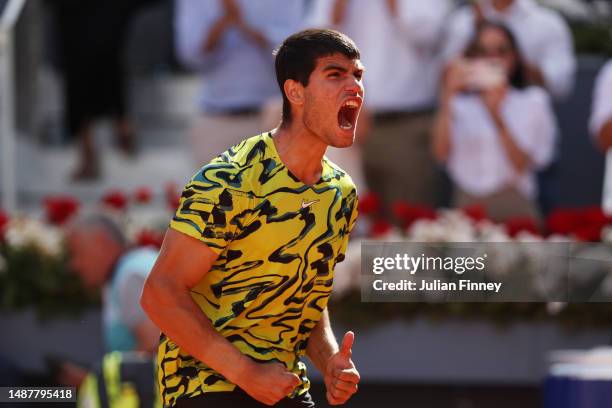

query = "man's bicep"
[149,228,220,289]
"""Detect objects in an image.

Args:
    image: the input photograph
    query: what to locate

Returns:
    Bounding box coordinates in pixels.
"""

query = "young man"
[141,29,363,407]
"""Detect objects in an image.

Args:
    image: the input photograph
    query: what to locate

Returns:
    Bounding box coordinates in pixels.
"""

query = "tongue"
[339,108,352,129]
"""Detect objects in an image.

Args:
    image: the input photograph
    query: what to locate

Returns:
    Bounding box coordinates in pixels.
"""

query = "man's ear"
[284,79,304,106]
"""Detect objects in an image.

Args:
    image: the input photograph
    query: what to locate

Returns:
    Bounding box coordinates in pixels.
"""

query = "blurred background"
[2,0,612,407]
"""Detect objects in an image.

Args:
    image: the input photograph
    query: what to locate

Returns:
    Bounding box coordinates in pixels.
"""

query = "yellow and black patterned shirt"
[158,132,358,407]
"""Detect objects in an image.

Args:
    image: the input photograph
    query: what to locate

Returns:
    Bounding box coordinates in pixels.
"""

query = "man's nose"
[345,77,363,95]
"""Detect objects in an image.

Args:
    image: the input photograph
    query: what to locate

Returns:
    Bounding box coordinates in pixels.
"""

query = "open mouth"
[337,99,360,130]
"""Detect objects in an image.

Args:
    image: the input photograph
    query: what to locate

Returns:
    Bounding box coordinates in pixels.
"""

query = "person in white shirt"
[589,60,612,214]
[432,21,557,222]
[307,0,452,212]
[175,0,306,165]
[441,0,576,101]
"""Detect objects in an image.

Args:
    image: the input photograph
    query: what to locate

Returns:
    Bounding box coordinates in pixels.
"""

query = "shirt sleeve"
[439,6,474,64]
[301,0,334,29]
[589,61,612,138]
[395,0,452,51]
[170,164,250,254]
[534,13,576,100]
[174,0,224,71]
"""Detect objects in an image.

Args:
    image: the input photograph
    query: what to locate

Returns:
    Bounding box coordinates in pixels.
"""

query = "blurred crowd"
[169,0,589,225]
[42,0,612,226]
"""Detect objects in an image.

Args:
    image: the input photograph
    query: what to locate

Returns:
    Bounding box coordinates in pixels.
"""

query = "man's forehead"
[315,54,363,70]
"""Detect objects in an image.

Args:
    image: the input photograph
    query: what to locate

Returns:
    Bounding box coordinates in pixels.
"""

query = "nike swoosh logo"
[301,199,319,209]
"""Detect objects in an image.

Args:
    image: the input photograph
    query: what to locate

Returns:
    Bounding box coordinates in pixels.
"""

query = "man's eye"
[328,72,340,78]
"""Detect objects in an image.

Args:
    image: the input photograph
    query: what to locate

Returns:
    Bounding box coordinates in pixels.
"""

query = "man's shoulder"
[448,5,475,27]
[191,133,271,192]
[525,3,570,32]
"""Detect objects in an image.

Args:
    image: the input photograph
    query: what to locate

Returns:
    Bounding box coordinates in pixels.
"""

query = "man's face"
[66,228,111,289]
[301,53,364,148]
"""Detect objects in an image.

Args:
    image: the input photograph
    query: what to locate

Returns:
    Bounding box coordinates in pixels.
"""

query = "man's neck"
[271,122,328,186]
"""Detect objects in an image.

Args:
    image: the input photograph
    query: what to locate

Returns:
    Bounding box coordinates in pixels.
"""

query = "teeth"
[343,100,359,108]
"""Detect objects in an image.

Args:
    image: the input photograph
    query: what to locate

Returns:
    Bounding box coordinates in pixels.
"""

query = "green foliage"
[572,22,612,57]
[0,244,100,319]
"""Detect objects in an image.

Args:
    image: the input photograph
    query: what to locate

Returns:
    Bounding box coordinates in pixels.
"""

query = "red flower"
[582,206,608,229]
[370,219,392,238]
[134,186,153,204]
[43,196,80,225]
[546,208,579,236]
[101,190,128,211]
[136,229,164,249]
[392,201,437,229]
[461,204,488,223]
[504,217,540,238]
[358,192,381,216]
[0,209,8,240]
[574,224,604,242]
[546,206,611,242]
[165,182,181,211]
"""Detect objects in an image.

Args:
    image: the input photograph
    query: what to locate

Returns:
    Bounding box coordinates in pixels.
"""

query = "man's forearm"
[597,121,612,151]
[306,309,338,373]
[141,279,254,384]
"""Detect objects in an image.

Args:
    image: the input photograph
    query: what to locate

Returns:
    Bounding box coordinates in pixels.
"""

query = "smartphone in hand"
[463,59,507,92]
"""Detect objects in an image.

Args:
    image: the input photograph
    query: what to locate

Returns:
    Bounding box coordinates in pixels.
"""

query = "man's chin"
[329,130,356,148]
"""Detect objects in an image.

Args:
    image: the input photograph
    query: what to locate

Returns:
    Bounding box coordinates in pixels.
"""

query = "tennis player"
[141,28,363,407]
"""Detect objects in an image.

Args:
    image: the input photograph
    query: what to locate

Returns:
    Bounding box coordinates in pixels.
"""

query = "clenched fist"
[237,361,301,406]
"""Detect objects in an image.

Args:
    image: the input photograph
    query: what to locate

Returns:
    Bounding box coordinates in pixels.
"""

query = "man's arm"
[140,228,300,406]
[535,13,576,100]
[590,62,612,151]
[306,309,339,372]
[306,309,359,405]
[597,121,612,152]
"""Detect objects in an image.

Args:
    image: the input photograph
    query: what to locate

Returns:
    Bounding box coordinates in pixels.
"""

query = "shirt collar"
[264,132,333,185]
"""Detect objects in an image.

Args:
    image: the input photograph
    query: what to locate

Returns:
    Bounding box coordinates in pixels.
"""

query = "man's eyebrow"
[322,64,349,72]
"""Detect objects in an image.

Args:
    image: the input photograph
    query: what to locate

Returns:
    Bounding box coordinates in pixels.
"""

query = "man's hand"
[324,332,360,405]
[237,361,301,406]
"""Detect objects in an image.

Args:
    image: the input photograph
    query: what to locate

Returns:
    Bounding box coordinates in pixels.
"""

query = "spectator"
[305,0,453,211]
[66,214,159,354]
[55,213,158,388]
[432,22,556,222]
[589,60,612,214]
[442,0,576,100]
[174,0,306,165]
[50,0,155,180]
